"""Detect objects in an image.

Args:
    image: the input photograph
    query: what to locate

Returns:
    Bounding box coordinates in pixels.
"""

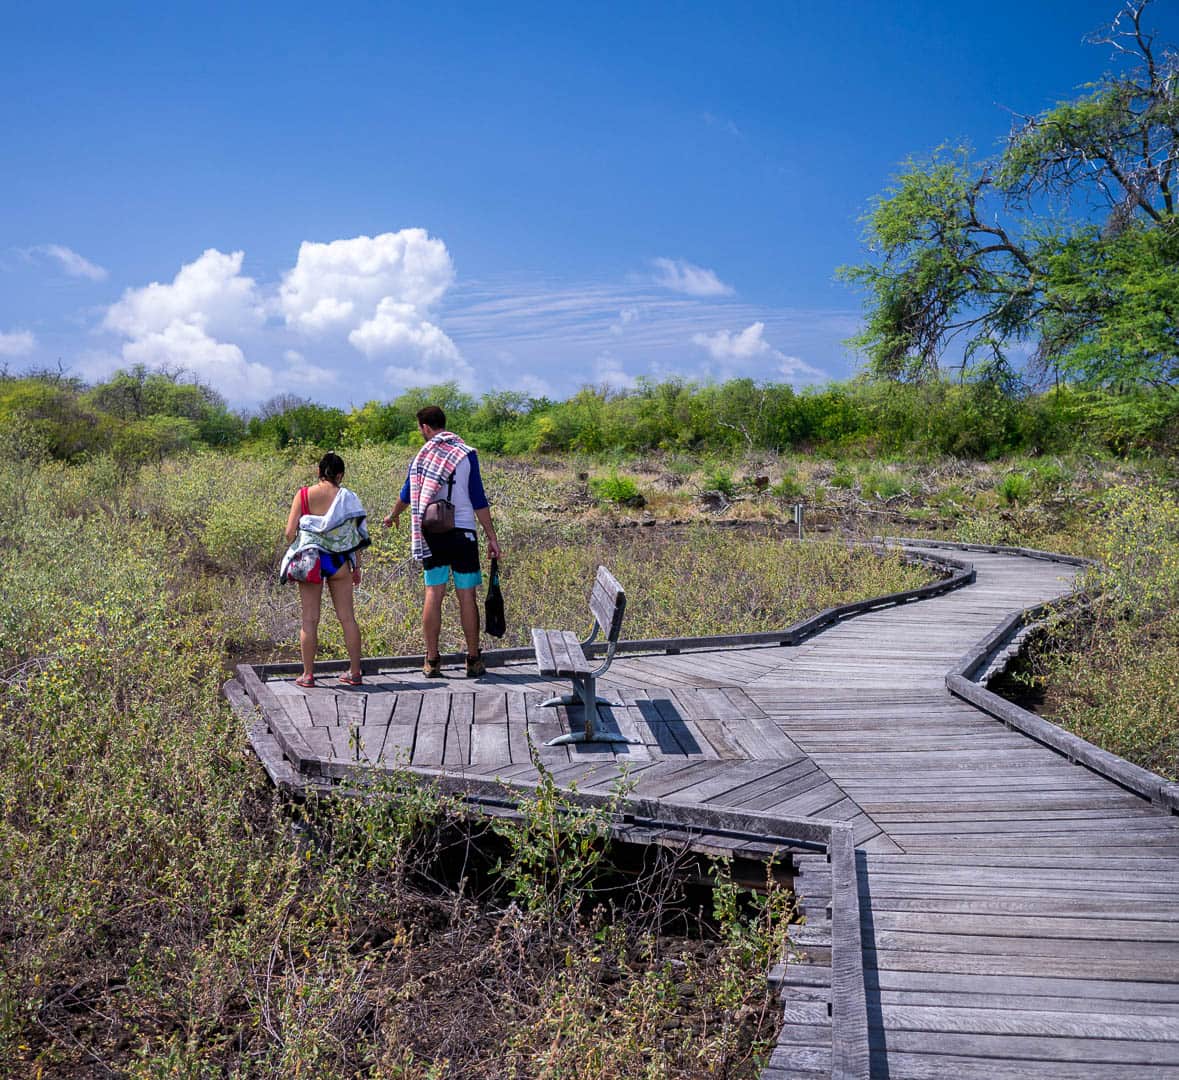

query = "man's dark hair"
[318,452,346,483]
[416,405,447,430]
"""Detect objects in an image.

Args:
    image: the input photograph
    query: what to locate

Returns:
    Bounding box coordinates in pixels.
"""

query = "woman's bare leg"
[327,570,363,678]
[298,580,323,679]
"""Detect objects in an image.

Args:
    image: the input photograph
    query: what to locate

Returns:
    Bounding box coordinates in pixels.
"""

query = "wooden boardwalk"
[229,541,1179,1078]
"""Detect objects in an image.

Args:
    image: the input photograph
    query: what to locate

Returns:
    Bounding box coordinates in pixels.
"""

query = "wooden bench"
[531,565,631,745]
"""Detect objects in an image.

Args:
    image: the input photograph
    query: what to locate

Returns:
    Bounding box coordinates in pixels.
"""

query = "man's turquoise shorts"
[422,529,483,590]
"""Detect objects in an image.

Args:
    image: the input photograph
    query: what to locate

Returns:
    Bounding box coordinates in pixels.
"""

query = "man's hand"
[382,512,400,529]
[488,537,502,560]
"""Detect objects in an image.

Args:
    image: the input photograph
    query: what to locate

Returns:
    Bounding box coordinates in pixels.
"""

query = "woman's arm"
[284,491,303,542]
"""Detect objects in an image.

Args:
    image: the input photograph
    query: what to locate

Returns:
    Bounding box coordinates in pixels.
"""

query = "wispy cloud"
[651,257,734,297]
[440,275,855,393]
[28,244,108,281]
[701,111,743,139]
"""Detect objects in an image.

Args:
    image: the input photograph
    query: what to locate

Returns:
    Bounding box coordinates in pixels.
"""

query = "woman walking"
[280,452,370,688]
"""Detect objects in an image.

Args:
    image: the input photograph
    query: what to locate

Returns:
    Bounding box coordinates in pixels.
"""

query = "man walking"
[383,405,502,677]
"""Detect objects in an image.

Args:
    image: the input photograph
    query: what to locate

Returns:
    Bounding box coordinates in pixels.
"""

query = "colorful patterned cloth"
[408,431,473,561]
[279,486,370,583]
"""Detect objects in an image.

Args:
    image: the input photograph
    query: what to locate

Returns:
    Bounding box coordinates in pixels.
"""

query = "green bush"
[771,473,805,499]
[828,466,855,490]
[862,469,906,499]
[704,467,737,498]
[997,472,1032,505]
[203,496,283,570]
[588,472,641,505]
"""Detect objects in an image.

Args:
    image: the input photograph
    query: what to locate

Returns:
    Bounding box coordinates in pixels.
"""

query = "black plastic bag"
[484,557,506,638]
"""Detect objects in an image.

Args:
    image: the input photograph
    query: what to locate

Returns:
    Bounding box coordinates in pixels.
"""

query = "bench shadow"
[635,699,701,756]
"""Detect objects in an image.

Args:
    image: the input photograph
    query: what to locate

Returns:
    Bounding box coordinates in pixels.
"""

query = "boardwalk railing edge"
[879,536,1095,567]
[892,538,1179,814]
[253,546,976,679]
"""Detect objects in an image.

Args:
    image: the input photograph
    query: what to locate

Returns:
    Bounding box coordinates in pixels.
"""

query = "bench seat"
[530,565,629,745]
[531,628,594,677]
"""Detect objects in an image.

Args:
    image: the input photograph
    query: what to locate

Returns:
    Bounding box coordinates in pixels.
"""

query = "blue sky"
[3,1,1176,408]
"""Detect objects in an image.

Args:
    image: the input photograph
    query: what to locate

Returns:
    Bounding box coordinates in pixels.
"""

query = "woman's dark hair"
[416,405,447,430]
[318,452,346,484]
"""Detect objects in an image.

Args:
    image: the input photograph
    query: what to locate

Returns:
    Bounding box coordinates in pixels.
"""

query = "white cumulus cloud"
[593,353,637,391]
[32,244,108,282]
[778,354,826,383]
[105,248,262,339]
[651,258,734,297]
[692,321,824,384]
[282,350,338,389]
[0,329,36,356]
[281,230,464,386]
[123,323,274,402]
[103,248,273,400]
[693,321,775,361]
[282,229,456,333]
[349,299,461,361]
[384,354,477,392]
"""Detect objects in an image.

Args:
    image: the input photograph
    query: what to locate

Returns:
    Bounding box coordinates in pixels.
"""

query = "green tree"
[0,377,105,460]
[842,1,1179,389]
[112,415,199,465]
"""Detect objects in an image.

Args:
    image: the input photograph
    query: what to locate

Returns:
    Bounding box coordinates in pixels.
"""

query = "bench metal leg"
[544,674,634,746]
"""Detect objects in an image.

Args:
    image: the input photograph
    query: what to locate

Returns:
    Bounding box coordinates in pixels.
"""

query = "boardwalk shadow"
[635,699,701,756]
[480,670,561,686]
[564,703,645,756]
[857,848,889,1078]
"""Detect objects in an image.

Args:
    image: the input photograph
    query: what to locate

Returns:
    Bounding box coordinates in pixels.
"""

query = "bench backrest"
[589,565,626,643]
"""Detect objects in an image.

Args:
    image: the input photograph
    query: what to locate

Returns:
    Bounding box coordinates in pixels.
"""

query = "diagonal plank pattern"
[232,541,1179,1078]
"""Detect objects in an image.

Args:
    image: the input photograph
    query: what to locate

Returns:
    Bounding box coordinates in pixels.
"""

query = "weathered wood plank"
[828,824,870,1080]
[412,693,450,767]
[443,692,474,767]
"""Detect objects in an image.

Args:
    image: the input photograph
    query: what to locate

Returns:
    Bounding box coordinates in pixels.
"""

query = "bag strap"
[489,556,499,584]
[300,486,310,515]
[445,471,455,499]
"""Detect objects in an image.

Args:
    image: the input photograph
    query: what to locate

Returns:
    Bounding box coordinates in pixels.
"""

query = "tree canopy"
[842,0,1179,389]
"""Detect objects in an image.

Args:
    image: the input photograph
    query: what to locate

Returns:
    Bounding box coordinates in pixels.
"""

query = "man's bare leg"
[456,587,480,657]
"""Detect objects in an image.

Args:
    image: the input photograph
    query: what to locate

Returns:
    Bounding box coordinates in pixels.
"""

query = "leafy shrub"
[828,466,855,489]
[997,472,1032,505]
[771,473,804,499]
[862,469,906,499]
[203,496,283,570]
[1028,458,1071,494]
[589,472,641,505]
[704,467,737,498]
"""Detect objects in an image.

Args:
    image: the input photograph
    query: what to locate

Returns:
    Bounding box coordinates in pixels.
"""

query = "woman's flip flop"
[294,675,315,689]
[338,672,363,687]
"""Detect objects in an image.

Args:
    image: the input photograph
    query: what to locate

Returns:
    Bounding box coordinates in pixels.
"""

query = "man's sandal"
[294,675,315,689]
[338,672,363,687]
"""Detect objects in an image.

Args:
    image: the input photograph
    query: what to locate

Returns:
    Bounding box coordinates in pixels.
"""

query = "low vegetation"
[0,448,925,1077]
[1,369,1177,1075]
